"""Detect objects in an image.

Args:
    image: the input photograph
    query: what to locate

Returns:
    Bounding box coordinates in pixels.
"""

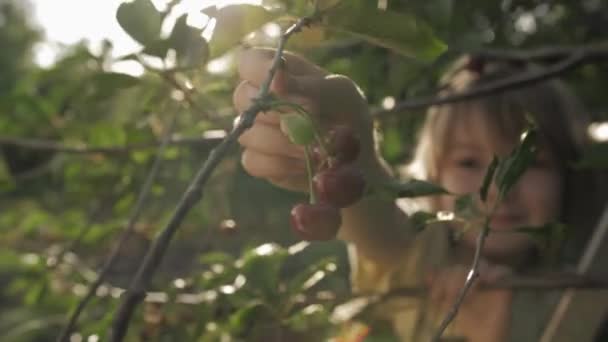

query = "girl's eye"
[455,157,481,169]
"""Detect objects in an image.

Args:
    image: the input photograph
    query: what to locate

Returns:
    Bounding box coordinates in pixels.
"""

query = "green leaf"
[285,304,329,332]
[204,4,278,58]
[280,113,316,145]
[238,243,288,298]
[116,0,162,46]
[380,178,447,198]
[169,14,210,68]
[199,251,235,266]
[90,72,140,99]
[479,155,499,202]
[287,257,336,295]
[495,129,538,198]
[574,143,608,169]
[409,210,436,232]
[228,301,274,337]
[142,39,170,58]
[322,1,447,61]
[512,223,568,265]
[314,0,342,12]
[454,194,480,220]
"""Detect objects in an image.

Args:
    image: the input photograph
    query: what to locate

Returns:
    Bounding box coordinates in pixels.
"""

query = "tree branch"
[432,215,493,341]
[0,134,223,155]
[107,16,315,342]
[374,43,608,117]
[56,117,178,342]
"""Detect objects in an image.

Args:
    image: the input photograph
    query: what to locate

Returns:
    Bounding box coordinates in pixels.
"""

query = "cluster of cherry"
[290,126,366,241]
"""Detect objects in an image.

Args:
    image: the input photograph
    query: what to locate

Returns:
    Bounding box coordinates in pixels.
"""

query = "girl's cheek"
[519,169,563,224]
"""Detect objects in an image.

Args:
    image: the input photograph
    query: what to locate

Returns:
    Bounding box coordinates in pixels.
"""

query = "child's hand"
[426,261,513,342]
[234,48,377,193]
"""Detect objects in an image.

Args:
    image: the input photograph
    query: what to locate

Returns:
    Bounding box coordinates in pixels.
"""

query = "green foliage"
[203,4,279,58]
[322,1,447,61]
[2,0,608,340]
[169,15,210,68]
[116,0,162,46]
[494,128,538,199]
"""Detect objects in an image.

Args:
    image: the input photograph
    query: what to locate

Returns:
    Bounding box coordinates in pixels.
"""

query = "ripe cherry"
[313,165,366,208]
[326,125,361,164]
[290,203,341,241]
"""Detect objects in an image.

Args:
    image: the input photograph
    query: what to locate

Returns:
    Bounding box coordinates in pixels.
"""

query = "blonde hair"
[406,56,607,264]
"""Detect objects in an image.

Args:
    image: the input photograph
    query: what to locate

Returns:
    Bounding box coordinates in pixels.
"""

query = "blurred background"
[0,0,607,341]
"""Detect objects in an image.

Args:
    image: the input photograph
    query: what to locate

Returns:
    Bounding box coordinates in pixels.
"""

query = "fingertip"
[270,67,291,95]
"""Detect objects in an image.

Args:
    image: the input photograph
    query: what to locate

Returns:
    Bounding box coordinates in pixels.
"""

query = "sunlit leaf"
[116,0,161,46]
[287,257,336,295]
[285,304,329,332]
[409,210,436,232]
[322,1,447,61]
[203,4,279,58]
[227,301,274,336]
[169,14,209,68]
[90,72,139,100]
[238,243,288,298]
[141,38,170,58]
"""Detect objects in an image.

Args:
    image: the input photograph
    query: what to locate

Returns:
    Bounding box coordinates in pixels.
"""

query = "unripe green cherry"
[280,113,315,146]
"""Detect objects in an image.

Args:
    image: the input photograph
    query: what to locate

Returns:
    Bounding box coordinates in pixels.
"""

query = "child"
[233,48,607,341]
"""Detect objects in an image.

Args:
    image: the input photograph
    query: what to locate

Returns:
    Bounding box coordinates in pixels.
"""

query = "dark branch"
[374,43,608,117]
[107,16,316,342]
[432,216,492,341]
[56,118,178,342]
[0,134,223,155]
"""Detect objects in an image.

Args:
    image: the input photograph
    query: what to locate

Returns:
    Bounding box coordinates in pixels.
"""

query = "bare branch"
[0,134,223,155]
[432,216,492,341]
[56,117,178,342]
[469,42,608,64]
[374,43,608,117]
[107,16,316,342]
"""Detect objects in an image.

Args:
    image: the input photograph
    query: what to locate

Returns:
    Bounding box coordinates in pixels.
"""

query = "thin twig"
[469,42,608,64]
[432,214,493,341]
[160,72,224,125]
[374,44,608,117]
[56,116,178,342]
[107,15,316,342]
[0,135,223,155]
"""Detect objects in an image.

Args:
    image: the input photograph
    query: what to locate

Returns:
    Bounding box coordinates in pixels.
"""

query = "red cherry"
[290,203,341,241]
[313,165,366,208]
[326,126,360,164]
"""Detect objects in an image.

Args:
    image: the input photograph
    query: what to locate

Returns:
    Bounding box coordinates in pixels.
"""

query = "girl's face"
[437,110,563,263]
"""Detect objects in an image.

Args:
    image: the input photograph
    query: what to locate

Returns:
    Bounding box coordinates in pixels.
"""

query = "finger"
[241,149,306,180]
[294,74,370,127]
[233,81,280,125]
[234,80,317,125]
[268,175,308,193]
[238,122,305,159]
[238,48,326,88]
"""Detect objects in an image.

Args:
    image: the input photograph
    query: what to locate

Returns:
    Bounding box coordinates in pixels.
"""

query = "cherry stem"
[272,100,329,155]
[305,145,316,204]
